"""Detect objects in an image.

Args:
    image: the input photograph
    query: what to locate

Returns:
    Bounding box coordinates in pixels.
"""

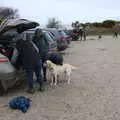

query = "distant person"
[82,26,87,41]
[78,29,83,41]
[113,32,118,38]
[98,34,102,39]
[82,29,87,41]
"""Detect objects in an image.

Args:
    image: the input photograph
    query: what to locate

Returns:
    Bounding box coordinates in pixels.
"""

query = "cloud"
[2,0,120,24]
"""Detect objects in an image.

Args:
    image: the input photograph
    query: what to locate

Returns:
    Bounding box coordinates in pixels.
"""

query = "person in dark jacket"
[33,29,63,82]
[12,32,44,93]
[48,52,63,65]
[33,29,49,60]
[113,32,118,38]
[32,29,49,81]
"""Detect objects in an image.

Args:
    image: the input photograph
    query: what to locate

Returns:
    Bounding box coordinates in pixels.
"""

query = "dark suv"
[58,30,71,44]
[45,28,68,51]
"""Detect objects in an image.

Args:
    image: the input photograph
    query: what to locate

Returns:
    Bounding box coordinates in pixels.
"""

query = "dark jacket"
[16,40,40,68]
[33,35,49,60]
[48,52,63,65]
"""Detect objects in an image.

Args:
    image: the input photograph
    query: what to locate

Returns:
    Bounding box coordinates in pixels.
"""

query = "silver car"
[0,19,39,94]
[0,52,26,94]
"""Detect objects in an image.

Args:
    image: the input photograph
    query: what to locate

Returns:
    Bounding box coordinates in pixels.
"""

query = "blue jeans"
[26,60,43,89]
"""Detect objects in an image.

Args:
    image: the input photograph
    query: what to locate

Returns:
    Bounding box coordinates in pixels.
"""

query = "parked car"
[64,29,73,40]
[45,28,68,51]
[0,35,26,94]
[58,30,72,44]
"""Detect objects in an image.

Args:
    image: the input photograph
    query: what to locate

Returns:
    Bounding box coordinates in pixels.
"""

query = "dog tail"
[63,63,77,70]
[71,65,77,70]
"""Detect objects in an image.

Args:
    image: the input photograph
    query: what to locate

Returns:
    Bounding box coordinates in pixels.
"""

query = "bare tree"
[72,21,80,28]
[46,17,60,28]
[0,7,19,20]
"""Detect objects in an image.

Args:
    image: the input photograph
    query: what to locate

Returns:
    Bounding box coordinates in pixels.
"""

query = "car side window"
[49,32,56,41]
[44,32,54,42]
[51,32,55,37]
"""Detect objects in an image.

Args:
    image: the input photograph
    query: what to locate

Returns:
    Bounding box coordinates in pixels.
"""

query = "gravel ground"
[0,35,120,120]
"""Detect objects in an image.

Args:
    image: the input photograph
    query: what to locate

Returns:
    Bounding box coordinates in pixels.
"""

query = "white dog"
[45,60,76,86]
[63,63,77,84]
[45,60,64,86]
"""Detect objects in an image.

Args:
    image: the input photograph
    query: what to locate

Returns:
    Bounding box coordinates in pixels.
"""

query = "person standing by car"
[32,29,49,81]
[11,31,44,93]
[33,29,49,61]
[33,29,63,81]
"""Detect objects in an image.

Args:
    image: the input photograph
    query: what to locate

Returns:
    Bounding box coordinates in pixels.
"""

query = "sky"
[1,0,120,25]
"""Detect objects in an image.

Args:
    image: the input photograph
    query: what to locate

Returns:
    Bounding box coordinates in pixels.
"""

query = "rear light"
[60,37,67,41]
[0,57,8,62]
[67,36,70,39]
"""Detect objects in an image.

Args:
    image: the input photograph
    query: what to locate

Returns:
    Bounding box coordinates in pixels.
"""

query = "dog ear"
[50,67,54,70]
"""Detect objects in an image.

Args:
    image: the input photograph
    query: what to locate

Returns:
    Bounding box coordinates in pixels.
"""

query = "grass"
[87,27,120,36]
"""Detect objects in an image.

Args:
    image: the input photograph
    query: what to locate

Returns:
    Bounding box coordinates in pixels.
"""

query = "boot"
[39,82,45,92]
[27,87,35,94]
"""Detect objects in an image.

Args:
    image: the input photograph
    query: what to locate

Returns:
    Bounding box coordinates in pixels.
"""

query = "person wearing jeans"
[32,29,49,81]
[32,29,63,82]
[26,59,43,91]
[11,37,44,93]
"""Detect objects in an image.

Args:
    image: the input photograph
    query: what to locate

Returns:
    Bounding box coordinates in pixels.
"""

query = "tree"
[0,7,19,20]
[92,22,102,28]
[46,17,60,28]
[72,21,80,28]
[102,20,115,28]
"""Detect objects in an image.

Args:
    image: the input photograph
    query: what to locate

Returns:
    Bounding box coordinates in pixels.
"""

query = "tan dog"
[63,63,77,84]
[45,60,64,86]
[45,60,76,86]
